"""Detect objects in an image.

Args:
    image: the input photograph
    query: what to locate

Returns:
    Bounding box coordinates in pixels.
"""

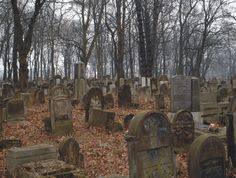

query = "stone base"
[44,118,73,136]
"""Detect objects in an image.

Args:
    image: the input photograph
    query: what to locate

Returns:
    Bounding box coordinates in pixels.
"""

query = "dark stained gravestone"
[59,137,84,168]
[83,87,104,122]
[2,83,15,99]
[171,110,194,151]
[6,98,25,121]
[118,85,131,108]
[171,75,191,112]
[103,93,114,109]
[189,135,226,178]
[191,77,200,112]
[126,111,175,178]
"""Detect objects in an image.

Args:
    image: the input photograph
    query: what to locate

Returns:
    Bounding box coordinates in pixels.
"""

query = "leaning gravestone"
[171,75,191,112]
[189,135,226,178]
[126,111,175,178]
[171,110,194,151]
[59,137,84,168]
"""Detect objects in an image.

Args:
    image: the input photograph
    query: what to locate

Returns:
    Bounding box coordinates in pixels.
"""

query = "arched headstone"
[126,111,175,178]
[189,135,226,178]
[59,137,84,168]
[171,110,194,151]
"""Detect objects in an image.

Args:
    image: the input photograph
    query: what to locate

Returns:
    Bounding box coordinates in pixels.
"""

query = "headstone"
[46,85,73,135]
[2,83,15,98]
[191,77,200,112]
[126,111,175,178]
[189,135,226,178]
[59,137,84,168]
[54,74,62,85]
[171,110,194,151]
[118,85,131,108]
[150,78,158,95]
[89,108,115,131]
[6,98,25,121]
[159,83,169,96]
[171,75,191,112]
[83,87,104,122]
[6,144,57,175]
[34,89,45,104]
[104,93,114,109]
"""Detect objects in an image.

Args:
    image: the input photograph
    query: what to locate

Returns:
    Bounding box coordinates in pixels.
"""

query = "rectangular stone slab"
[6,144,57,174]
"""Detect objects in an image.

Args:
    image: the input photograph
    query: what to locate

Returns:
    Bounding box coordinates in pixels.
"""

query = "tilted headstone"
[59,137,84,168]
[6,144,57,175]
[189,135,226,178]
[126,111,175,178]
[170,110,194,151]
[171,75,192,112]
[83,87,104,122]
[6,98,25,121]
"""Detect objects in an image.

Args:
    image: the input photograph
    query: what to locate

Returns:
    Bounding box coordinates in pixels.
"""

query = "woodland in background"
[0,0,236,89]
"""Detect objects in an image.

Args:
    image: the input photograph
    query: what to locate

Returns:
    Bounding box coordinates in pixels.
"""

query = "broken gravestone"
[126,111,175,178]
[189,135,225,178]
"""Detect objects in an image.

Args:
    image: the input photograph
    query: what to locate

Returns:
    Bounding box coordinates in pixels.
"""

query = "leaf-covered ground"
[0,97,235,178]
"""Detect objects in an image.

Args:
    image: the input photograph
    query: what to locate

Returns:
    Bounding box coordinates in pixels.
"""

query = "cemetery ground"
[0,96,235,178]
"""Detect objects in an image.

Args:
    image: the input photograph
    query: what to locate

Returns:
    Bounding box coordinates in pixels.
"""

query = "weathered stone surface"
[6,98,25,121]
[89,108,115,131]
[170,110,194,151]
[118,85,131,108]
[171,75,191,112]
[104,93,114,109]
[48,85,73,135]
[191,77,200,112]
[6,144,57,175]
[126,111,175,178]
[2,83,15,98]
[189,135,226,178]
[59,137,84,168]
[159,83,169,96]
[14,159,86,178]
[83,87,104,122]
